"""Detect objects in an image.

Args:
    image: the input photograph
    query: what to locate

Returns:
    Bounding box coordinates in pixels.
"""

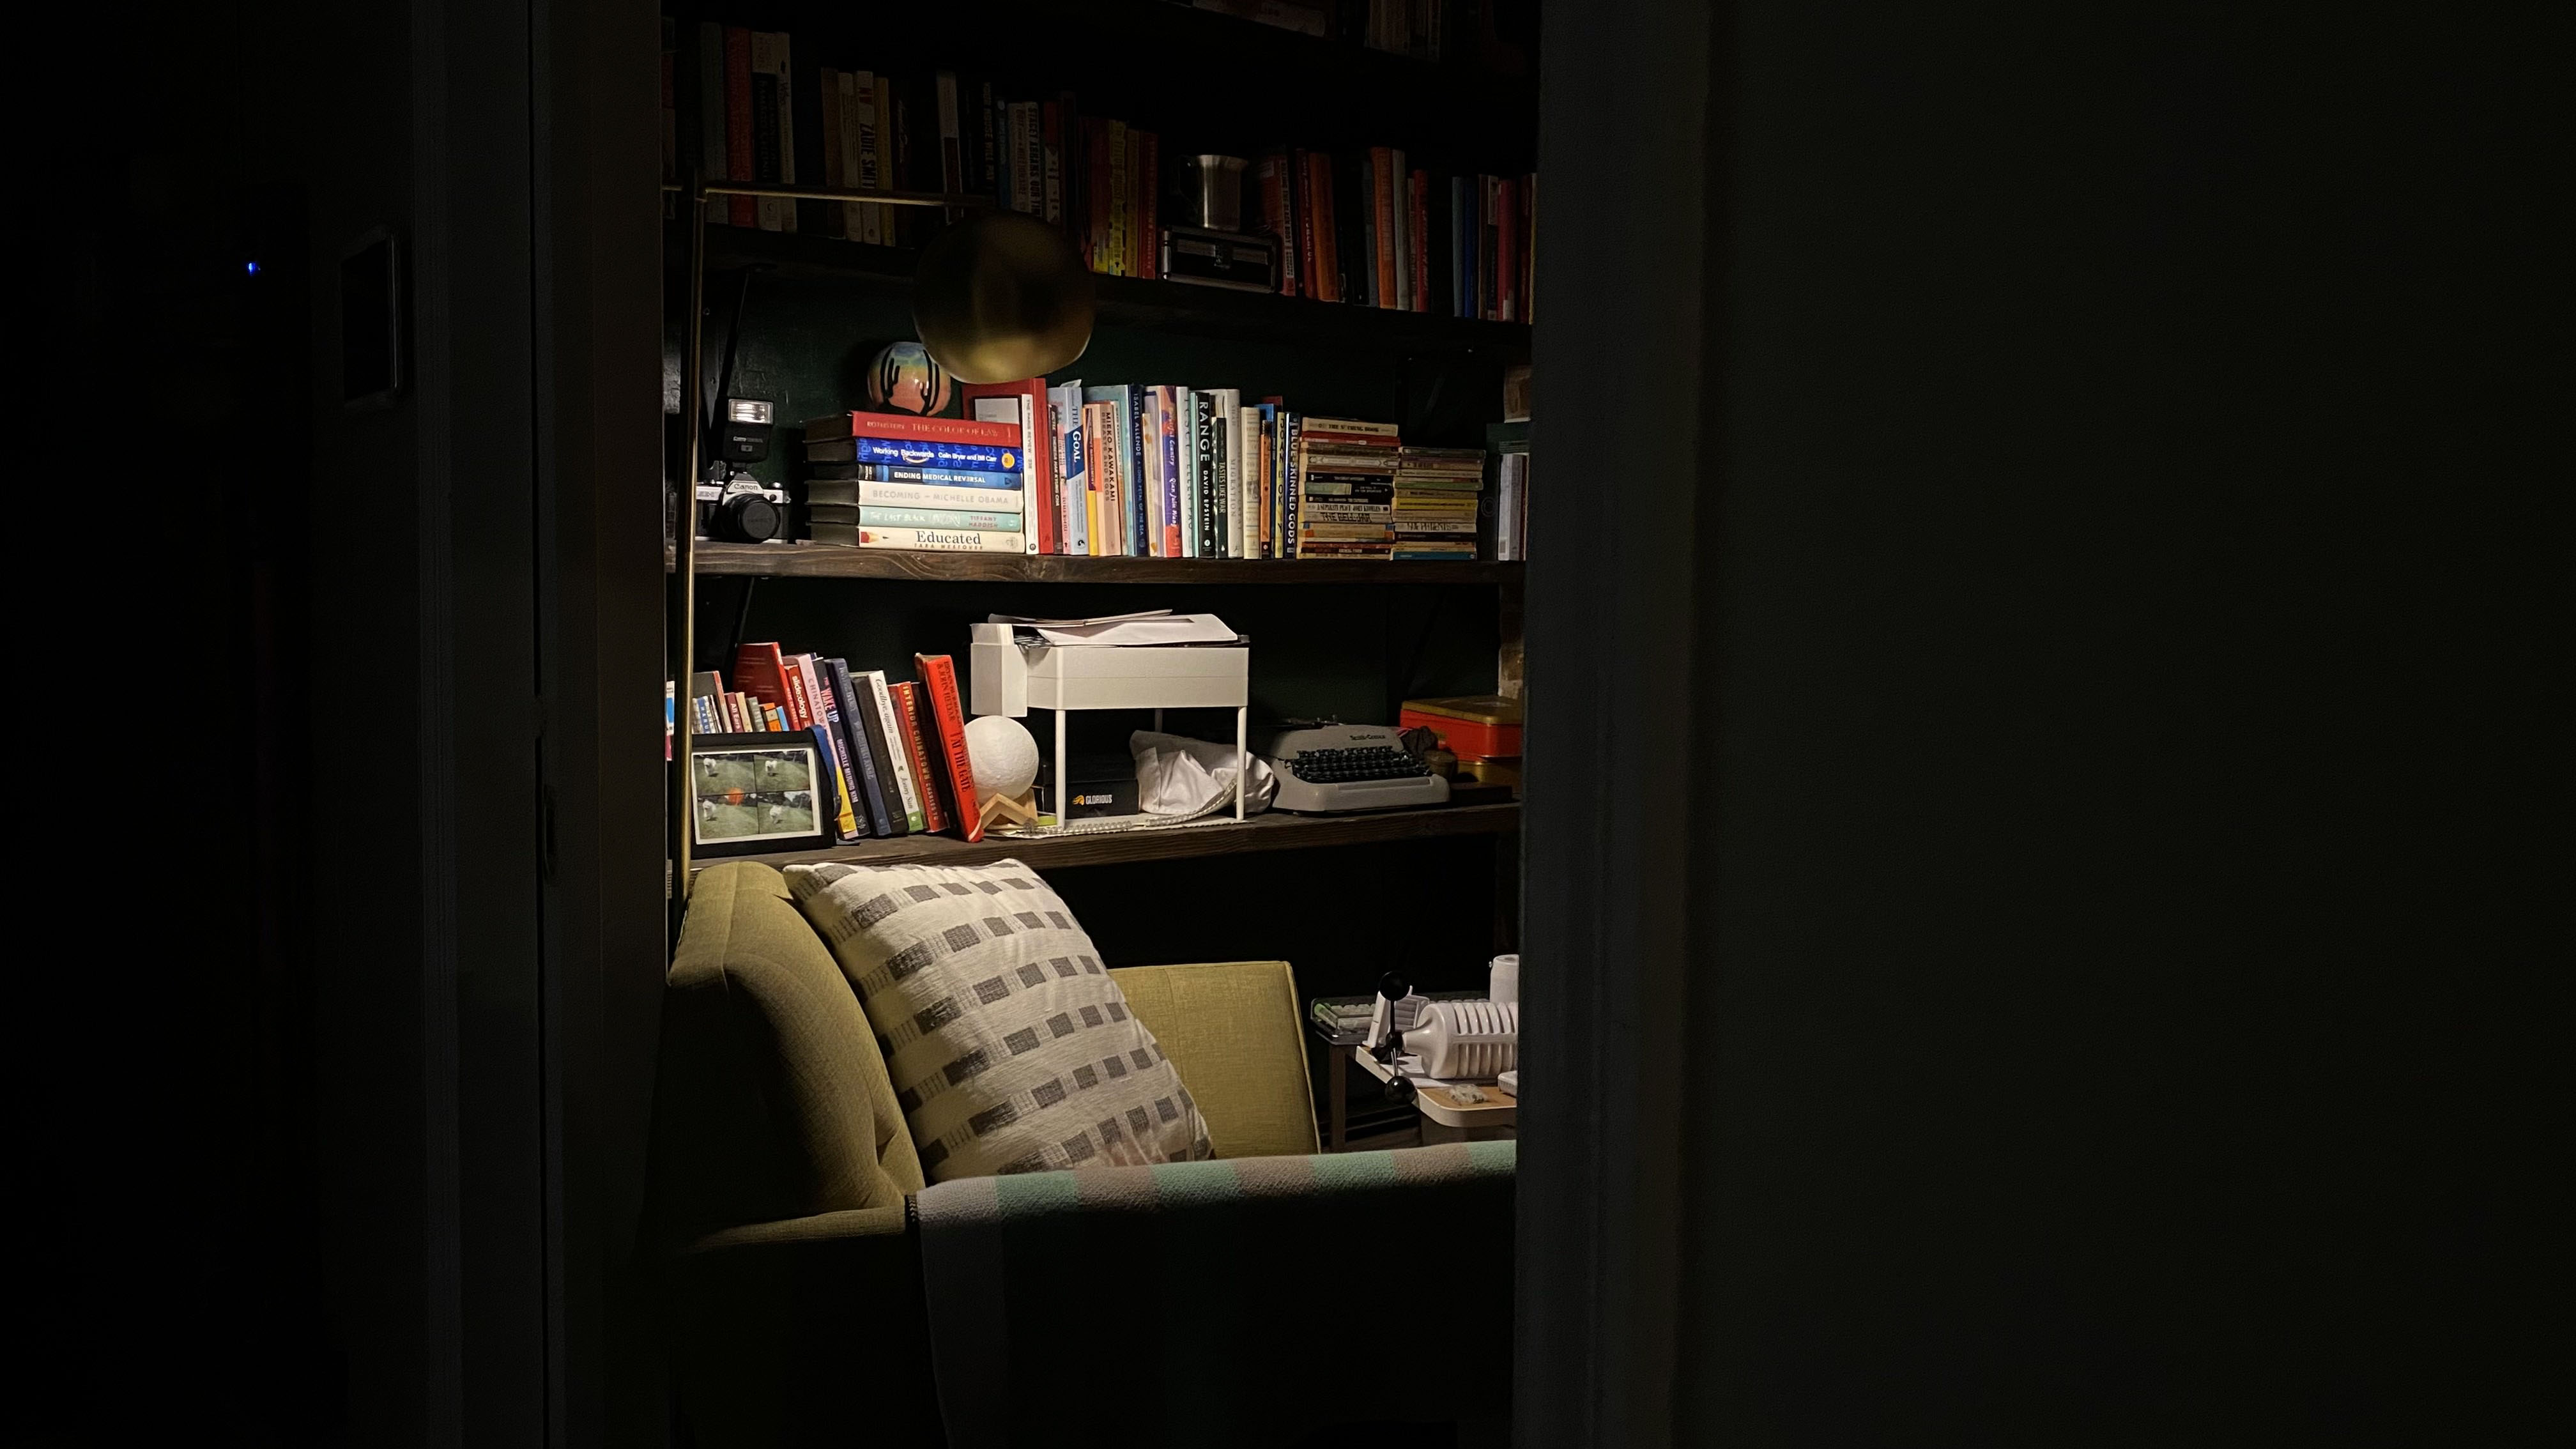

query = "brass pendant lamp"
[911,210,1097,383]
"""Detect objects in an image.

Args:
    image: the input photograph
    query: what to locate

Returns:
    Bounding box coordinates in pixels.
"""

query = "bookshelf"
[694,799,1519,875]
[695,226,1532,355]
[664,0,1537,1000]
[683,540,1525,584]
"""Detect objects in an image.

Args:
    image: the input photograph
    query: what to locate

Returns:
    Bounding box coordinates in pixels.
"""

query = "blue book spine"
[1059,387,1089,556]
[1126,385,1150,557]
[844,437,1025,473]
[1257,402,1279,559]
[831,462,1023,489]
[823,661,895,838]
[858,505,1026,531]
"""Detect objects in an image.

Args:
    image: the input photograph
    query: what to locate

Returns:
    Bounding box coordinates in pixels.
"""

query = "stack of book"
[1391,447,1485,561]
[1293,418,1402,560]
[801,411,1030,553]
[686,645,991,843]
[1488,420,1530,562]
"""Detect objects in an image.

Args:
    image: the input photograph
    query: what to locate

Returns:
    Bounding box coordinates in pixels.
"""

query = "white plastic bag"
[1129,730,1277,815]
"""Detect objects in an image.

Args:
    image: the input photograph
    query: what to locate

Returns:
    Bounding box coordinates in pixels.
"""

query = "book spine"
[1157,388,1181,558]
[861,671,926,833]
[1195,392,1218,556]
[723,27,756,226]
[820,661,894,837]
[853,506,1027,531]
[829,438,1023,471]
[1284,414,1305,556]
[1080,400,1110,555]
[913,656,983,840]
[1018,102,1045,218]
[808,411,1022,445]
[776,654,815,730]
[1055,383,1088,556]
[822,479,1020,513]
[749,33,785,232]
[1499,175,1517,322]
[695,24,725,216]
[935,71,963,205]
[1087,120,1114,271]
[1256,151,1296,297]
[796,656,864,840]
[1040,101,1063,226]
[1159,386,1184,558]
[1124,386,1149,556]
[1138,129,1159,279]
[855,528,1027,552]
[1389,148,1410,311]
[976,79,999,201]
[818,70,845,240]
[1409,169,1430,312]
[853,71,883,244]
[1358,149,1379,306]
[1104,119,1128,275]
[1293,150,1320,300]
[889,682,951,834]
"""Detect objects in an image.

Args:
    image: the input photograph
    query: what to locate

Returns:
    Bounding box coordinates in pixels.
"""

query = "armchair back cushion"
[647,862,924,1246]
[1111,960,1321,1159]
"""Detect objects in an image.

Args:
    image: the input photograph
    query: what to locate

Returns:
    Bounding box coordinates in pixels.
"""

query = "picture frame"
[688,732,836,855]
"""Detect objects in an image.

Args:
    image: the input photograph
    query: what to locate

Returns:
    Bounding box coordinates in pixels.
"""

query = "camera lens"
[716,493,783,543]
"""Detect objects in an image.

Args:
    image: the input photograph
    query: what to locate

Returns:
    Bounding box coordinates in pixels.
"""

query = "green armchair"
[645,862,1512,1448]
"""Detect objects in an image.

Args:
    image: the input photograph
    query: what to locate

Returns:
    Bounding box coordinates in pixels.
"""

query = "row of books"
[1252,151,1536,321]
[822,390,1491,560]
[686,643,994,845]
[656,25,1535,319]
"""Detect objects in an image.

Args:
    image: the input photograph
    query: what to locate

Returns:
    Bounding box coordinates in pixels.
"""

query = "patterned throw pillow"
[785,858,1212,1182]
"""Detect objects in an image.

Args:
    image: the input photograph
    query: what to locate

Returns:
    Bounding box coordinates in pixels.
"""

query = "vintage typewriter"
[1256,723,1452,815]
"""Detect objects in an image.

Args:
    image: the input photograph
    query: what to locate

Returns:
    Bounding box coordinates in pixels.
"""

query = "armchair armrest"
[921,1142,1515,1448]
[667,1206,944,1449]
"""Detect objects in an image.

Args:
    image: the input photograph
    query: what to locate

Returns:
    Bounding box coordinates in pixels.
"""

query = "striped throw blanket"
[919,1142,1517,1448]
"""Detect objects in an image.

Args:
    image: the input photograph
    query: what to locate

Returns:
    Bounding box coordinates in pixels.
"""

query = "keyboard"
[1258,724,1452,815]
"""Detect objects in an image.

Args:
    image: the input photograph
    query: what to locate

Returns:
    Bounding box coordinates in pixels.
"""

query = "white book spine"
[862,670,926,831]
[852,72,881,244]
[857,528,1027,552]
[842,479,1026,512]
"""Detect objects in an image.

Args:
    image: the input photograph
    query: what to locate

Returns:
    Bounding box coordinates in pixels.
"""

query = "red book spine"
[1409,170,1430,313]
[913,655,982,841]
[1137,130,1159,280]
[809,411,1025,446]
[889,682,951,834]
[774,654,816,730]
[1292,150,1319,300]
[1087,121,1112,271]
[1310,151,1340,303]
[723,27,756,227]
[1370,146,1398,309]
[732,641,790,717]
[958,379,1052,555]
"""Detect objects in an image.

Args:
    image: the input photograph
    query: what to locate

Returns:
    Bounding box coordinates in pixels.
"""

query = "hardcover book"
[912,654,983,841]
[889,682,951,834]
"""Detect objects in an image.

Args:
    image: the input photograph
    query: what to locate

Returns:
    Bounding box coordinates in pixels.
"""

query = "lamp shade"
[963,715,1041,800]
[912,211,1095,383]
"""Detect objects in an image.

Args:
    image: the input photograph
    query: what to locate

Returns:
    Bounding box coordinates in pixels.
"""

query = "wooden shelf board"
[688,226,1532,355]
[692,801,1519,875]
[677,540,1522,585]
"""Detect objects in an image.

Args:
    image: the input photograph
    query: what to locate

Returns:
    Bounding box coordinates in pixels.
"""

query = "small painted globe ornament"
[864,339,953,416]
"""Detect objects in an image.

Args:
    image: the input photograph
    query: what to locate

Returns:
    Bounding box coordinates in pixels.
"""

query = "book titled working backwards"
[841,436,1022,473]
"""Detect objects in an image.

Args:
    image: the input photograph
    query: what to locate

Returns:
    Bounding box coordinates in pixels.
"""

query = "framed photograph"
[689,732,835,855]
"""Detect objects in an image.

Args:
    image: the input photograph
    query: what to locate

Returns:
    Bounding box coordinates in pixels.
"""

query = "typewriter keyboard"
[1287,746,1430,784]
